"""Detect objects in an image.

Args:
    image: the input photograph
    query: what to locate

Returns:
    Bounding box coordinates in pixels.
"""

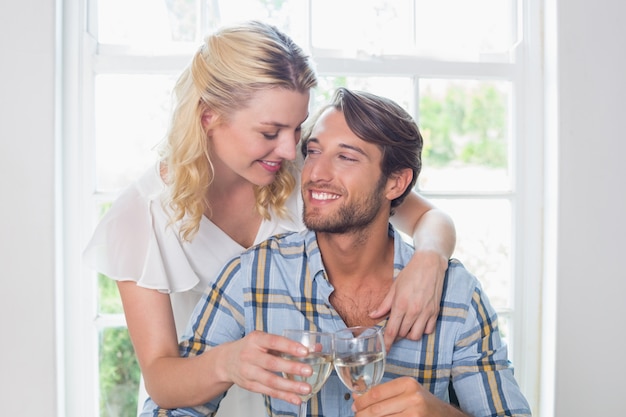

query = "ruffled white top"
[83,162,305,415]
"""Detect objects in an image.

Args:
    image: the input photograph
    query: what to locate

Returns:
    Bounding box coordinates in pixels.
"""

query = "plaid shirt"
[146,226,531,417]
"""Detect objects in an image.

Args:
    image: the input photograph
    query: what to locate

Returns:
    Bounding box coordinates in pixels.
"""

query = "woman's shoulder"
[105,163,166,216]
[82,162,186,287]
[129,162,167,199]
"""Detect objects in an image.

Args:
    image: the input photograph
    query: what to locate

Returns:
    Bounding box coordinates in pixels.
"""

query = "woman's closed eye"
[262,131,279,140]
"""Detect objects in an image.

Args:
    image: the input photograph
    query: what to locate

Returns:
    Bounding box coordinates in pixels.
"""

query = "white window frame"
[60,0,545,415]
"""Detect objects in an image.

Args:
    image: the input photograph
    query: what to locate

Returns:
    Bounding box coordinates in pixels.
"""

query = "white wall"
[0,0,58,413]
[1,0,624,415]
[547,0,626,415]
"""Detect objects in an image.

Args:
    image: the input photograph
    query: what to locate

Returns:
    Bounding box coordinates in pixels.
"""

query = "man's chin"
[304,216,329,232]
[304,218,349,234]
[303,216,322,231]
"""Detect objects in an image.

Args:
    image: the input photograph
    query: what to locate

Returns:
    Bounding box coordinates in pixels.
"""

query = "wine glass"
[333,326,386,395]
[281,329,335,417]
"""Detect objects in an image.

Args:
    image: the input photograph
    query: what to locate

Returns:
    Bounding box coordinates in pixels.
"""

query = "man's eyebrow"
[305,137,368,157]
[338,143,367,156]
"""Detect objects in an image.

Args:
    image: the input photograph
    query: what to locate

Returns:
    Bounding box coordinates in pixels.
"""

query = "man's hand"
[352,377,467,417]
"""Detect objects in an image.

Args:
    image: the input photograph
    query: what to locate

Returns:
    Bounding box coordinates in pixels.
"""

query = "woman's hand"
[369,249,447,349]
[382,191,455,350]
[216,330,314,406]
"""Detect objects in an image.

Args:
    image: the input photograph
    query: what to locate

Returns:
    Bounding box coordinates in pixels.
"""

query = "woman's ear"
[201,111,211,130]
[201,108,216,131]
[385,168,414,201]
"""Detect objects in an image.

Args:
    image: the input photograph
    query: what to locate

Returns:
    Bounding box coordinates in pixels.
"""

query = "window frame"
[61,0,544,415]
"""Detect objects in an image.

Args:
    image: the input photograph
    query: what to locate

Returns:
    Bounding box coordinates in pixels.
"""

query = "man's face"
[301,108,388,233]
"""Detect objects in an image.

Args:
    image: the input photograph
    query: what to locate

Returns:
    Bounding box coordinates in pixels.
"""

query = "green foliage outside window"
[99,325,140,416]
[98,272,140,416]
[420,83,507,168]
[97,200,140,416]
[99,273,124,314]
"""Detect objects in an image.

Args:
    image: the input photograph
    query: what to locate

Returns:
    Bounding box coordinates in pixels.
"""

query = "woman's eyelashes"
[262,127,302,142]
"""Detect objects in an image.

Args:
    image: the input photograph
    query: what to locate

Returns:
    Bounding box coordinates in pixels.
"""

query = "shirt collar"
[302,224,414,283]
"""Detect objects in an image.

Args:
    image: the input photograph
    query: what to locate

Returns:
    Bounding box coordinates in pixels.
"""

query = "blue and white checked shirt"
[145,226,532,417]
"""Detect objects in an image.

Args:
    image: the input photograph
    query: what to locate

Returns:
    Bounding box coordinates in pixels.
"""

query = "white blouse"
[83,162,305,416]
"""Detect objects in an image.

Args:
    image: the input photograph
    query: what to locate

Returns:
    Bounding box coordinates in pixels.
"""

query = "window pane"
[414,0,517,61]
[96,0,306,47]
[432,198,512,310]
[497,312,513,357]
[95,74,176,191]
[418,79,512,193]
[311,0,516,61]
[315,76,413,114]
[212,0,302,32]
[94,201,126,315]
[99,327,140,417]
[99,274,124,314]
[97,0,197,44]
[311,0,414,54]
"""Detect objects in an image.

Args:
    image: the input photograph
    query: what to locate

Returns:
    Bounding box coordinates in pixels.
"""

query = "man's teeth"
[312,191,339,200]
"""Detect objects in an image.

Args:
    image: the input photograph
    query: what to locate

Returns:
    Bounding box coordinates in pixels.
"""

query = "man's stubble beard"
[303,175,387,234]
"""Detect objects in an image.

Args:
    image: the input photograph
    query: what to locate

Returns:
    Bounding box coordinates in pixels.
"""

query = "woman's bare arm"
[375,191,456,349]
[117,281,312,408]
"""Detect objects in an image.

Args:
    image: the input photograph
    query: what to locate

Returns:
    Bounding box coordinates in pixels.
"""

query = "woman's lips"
[258,160,282,173]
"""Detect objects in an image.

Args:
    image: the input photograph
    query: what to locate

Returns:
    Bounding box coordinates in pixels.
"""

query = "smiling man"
[143,88,531,417]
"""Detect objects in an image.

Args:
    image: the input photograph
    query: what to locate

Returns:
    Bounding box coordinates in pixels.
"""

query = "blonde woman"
[83,20,456,416]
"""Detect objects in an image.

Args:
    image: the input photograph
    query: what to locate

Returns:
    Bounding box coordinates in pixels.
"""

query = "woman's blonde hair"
[158,21,317,241]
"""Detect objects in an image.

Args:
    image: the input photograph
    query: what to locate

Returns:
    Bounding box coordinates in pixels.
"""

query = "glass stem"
[298,400,308,417]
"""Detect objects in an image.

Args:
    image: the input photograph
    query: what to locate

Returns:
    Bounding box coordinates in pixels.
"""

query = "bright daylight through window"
[67,0,541,416]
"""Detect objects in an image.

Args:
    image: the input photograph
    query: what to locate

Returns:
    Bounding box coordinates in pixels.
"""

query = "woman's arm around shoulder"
[374,191,456,348]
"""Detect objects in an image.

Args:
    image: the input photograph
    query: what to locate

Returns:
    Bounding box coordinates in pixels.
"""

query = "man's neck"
[316,223,392,276]
[316,217,396,327]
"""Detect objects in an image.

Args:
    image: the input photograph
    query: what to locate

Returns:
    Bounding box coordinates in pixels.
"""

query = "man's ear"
[385,168,414,201]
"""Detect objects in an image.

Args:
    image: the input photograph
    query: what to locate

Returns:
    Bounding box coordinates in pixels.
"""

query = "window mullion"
[314,56,517,79]
[93,53,191,75]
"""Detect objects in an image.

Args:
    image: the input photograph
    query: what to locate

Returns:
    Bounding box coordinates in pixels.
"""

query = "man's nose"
[307,154,333,182]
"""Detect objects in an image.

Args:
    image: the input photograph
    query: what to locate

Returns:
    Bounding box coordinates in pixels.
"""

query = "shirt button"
[344,393,351,400]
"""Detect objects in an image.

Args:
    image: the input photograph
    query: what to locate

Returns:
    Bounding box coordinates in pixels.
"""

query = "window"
[64,0,543,415]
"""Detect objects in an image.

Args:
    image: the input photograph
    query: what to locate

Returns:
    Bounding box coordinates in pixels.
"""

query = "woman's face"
[206,88,310,187]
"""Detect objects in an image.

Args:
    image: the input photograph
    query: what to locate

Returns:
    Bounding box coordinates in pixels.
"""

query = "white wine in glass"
[281,330,334,417]
[334,326,385,395]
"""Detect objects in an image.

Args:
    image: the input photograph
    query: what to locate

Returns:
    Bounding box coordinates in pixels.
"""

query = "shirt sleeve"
[450,263,532,417]
[82,180,152,281]
[82,166,201,293]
